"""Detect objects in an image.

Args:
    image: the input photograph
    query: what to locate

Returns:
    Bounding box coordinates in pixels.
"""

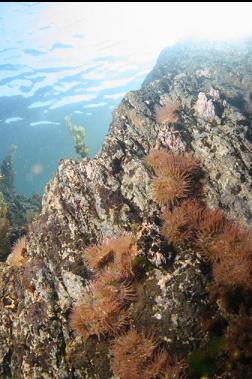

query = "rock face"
[1,40,252,378]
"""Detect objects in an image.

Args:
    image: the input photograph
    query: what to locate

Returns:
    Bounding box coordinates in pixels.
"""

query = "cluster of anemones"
[147,149,252,291]
[70,233,137,339]
[147,148,252,377]
[111,328,187,379]
[70,232,187,378]
[163,201,252,294]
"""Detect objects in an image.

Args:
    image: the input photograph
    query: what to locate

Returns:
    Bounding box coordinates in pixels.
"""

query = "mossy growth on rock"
[187,337,227,379]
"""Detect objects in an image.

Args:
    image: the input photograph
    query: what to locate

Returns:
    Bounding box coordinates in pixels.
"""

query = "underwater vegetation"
[245,98,252,115]
[65,116,89,159]
[0,148,15,259]
[0,191,10,260]
[186,337,227,378]
[0,144,16,192]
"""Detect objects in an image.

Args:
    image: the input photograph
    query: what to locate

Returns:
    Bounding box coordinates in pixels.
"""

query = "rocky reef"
[0,40,252,378]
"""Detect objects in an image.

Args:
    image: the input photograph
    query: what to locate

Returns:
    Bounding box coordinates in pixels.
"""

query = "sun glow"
[40,2,252,66]
[2,2,252,72]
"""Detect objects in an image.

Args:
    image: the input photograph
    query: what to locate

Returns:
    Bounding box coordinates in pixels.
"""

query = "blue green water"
[0,2,154,196]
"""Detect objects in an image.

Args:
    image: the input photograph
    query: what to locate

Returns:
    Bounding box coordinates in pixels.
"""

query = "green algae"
[187,337,227,378]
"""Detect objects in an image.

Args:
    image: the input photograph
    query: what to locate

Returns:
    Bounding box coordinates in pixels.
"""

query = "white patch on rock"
[195,92,216,121]
[61,270,87,303]
[196,69,211,78]
[210,88,220,100]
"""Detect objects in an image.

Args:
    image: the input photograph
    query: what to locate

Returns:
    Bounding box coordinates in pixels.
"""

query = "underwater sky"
[1,2,252,196]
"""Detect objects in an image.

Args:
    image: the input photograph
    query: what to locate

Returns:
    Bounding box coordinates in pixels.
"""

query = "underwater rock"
[195,92,216,121]
[0,40,252,378]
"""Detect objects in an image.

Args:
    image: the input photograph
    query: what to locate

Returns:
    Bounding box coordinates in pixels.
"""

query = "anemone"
[154,100,180,125]
[161,200,203,246]
[146,149,201,179]
[83,233,137,274]
[150,174,192,207]
[7,236,26,267]
[195,207,228,262]
[70,294,130,339]
[111,329,187,379]
[110,329,157,379]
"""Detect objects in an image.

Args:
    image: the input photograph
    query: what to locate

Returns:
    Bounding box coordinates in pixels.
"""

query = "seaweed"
[65,116,89,158]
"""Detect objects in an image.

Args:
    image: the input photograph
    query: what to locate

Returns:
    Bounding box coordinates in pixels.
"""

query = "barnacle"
[213,255,252,290]
[83,243,114,272]
[72,234,138,339]
[211,224,252,262]
[204,222,252,290]
[111,234,138,276]
[147,349,188,379]
[146,149,174,176]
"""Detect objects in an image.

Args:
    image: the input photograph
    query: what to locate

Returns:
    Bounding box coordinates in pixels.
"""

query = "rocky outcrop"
[1,40,252,378]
